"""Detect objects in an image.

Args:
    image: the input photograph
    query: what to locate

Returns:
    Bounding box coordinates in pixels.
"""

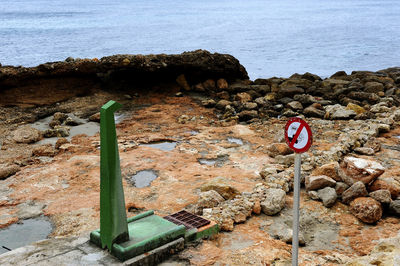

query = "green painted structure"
[90,100,218,262]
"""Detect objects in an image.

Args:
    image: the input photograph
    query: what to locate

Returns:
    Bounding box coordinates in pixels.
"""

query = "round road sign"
[284,117,312,153]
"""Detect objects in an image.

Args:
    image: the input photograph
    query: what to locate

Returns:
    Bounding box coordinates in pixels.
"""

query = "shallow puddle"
[198,158,217,166]
[140,141,177,151]
[0,217,53,254]
[227,137,243,145]
[130,170,159,188]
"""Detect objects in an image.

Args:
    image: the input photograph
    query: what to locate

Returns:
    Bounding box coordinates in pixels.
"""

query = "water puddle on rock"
[140,141,177,151]
[227,137,243,145]
[130,170,159,188]
[198,159,217,166]
[0,217,53,254]
[198,155,229,167]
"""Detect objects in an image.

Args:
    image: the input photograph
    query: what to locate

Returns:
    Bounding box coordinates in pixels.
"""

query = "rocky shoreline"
[1,51,400,264]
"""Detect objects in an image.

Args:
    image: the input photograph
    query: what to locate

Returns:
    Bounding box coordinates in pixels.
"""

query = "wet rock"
[311,162,341,182]
[339,156,385,186]
[197,190,225,209]
[238,110,258,121]
[287,101,303,111]
[317,187,337,208]
[217,78,228,90]
[234,92,252,103]
[200,177,240,200]
[64,117,81,126]
[32,144,57,157]
[265,143,293,158]
[369,189,392,204]
[325,104,356,120]
[305,175,336,191]
[89,112,100,122]
[369,178,400,199]
[12,126,41,144]
[215,100,231,110]
[303,105,325,118]
[335,182,349,196]
[278,86,304,97]
[44,126,70,138]
[350,197,382,224]
[342,181,368,204]
[202,99,216,108]
[364,81,384,93]
[0,164,20,179]
[176,74,191,91]
[354,147,375,155]
[389,200,400,216]
[260,188,286,215]
[53,112,68,122]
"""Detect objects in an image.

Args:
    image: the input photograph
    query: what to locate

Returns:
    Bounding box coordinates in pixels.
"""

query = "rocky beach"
[1,50,400,265]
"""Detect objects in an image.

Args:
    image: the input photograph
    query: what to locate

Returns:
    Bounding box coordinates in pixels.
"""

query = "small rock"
[197,190,225,209]
[265,143,293,158]
[238,110,258,121]
[346,103,366,115]
[216,100,232,110]
[194,83,206,92]
[364,81,384,93]
[335,182,349,196]
[0,164,20,180]
[243,102,258,110]
[54,126,70,137]
[177,115,190,124]
[342,181,368,204]
[12,126,41,144]
[261,188,286,215]
[287,101,303,111]
[278,86,305,97]
[253,200,261,215]
[64,117,80,126]
[389,200,400,216]
[220,218,234,231]
[369,190,392,204]
[175,92,183,97]
[53,112,68,122]
[305,175,336,191]
[325,104,357,120]
[55,138,69,149]
[217,79,228,90]
[308,190,319,200]
[202,99,216,108]
[89,112,100,122]
[354,147,375,155]
[275,154,296,167]
[235,92,252,103]
[203,79,216,91]
[369,178,400,199]
[303,106,325,118]
[311,162,341,182]
[200,177,240,200]
[350,197,382,224]
[317,187,337,208]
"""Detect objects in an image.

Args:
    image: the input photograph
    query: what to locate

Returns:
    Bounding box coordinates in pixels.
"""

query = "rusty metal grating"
[164,210,210,229]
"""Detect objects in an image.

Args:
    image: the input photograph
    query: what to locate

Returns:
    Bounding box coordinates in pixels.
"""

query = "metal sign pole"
[292,153,301,266]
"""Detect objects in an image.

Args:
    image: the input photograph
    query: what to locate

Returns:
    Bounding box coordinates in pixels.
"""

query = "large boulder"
[305,175,336,191]
[342,181,368,204]
[261,188,286,215]
[339,156,385,186]
[350,197,382,224]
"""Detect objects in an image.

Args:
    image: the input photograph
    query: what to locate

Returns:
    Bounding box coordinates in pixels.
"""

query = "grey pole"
[292,153,301,266]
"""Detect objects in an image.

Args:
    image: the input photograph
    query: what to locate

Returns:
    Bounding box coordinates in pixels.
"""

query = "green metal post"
[100,100,129,250]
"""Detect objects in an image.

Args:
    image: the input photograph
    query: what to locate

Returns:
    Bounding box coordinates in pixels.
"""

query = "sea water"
[0,0,399,79]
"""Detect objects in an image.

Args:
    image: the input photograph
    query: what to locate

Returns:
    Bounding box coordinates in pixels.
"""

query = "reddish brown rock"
[217,78,228,90]
[32,144,57,157]
[12,126,41,144]
[265,143,293,158]
[350,197,382,224]
[252,200,261,215]
[312,162,341,182]
[369,178,400,199]
[305,175,336,191]
[0,164,20,180]
[339,156,385,186]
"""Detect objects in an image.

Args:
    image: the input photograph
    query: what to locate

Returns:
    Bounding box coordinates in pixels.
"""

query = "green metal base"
[90,210,185,261]
[184,222,219,242]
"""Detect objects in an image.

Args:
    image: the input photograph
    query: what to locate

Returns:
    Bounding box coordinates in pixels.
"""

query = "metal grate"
[164,210,210,229]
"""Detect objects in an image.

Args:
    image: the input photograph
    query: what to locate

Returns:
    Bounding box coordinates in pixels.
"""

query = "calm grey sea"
[0,0,399,79]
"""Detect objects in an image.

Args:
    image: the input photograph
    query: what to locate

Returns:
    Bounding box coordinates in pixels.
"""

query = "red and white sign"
[284,117,312,153]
